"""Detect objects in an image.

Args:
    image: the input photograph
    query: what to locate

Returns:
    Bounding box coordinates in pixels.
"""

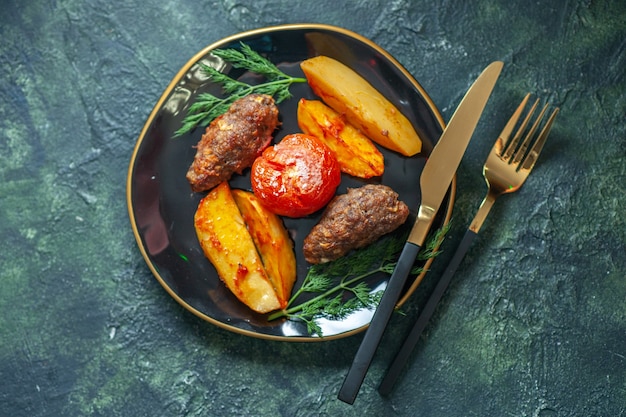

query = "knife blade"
[337,61,504,405]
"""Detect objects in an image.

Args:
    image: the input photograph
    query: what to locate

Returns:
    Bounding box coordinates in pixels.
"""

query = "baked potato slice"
[300,55,422,157]
[297,98,384,178]
[232,189,296,307]
[194,182,282,314]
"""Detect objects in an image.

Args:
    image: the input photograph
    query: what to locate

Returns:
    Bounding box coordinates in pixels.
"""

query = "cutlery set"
[338,62,559,404]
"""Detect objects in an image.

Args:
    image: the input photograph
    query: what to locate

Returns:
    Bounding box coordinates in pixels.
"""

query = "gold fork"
[378,94,559,395]
[468,93,560,233]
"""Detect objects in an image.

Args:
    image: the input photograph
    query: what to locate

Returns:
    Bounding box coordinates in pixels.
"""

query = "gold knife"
[338,61,504,405]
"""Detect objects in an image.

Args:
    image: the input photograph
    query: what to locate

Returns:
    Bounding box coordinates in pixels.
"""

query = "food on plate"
[303,184,410,264]
[297,98,384,178]
[251,133,341,218]
[186,94,279,192]
[231,189,296,305]
[184,48,421,317]
[194,182,288,313]
[300,55,422,157]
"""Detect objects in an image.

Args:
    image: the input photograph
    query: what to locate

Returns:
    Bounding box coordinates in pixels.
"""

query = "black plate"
[127,24,454,341]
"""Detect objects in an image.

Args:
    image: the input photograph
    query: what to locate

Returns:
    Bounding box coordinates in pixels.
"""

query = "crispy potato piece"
[194,182,281,314]
[298,99,384,178]
[231,189,296,307]
[301,56,422,157]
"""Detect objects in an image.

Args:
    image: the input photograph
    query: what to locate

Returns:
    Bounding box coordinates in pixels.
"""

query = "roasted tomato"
[251,133,341,218]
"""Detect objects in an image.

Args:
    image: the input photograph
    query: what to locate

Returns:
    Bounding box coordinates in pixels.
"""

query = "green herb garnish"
[268,223,451,336]
[174,42,307,137]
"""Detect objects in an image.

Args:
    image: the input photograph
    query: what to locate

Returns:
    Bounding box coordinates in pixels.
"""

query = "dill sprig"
[267,223,451,336]
[174,42,306,137]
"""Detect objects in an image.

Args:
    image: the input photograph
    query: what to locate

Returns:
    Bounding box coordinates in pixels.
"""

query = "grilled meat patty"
[303,184,409,264]
[186,94,280,192]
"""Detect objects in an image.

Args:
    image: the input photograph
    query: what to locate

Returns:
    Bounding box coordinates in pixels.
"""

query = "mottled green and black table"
[1,1,624,416]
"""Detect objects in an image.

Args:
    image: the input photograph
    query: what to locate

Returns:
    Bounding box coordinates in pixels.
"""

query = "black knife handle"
[338,242,421,405]
[378,228,477,395]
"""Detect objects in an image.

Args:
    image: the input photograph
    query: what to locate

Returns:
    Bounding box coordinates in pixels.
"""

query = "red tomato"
[251,133,341,217]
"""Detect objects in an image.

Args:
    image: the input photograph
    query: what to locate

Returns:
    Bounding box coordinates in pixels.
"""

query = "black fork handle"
[378,228,478,395]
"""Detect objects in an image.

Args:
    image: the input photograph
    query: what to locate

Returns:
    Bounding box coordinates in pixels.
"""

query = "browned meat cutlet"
[186,94,280,192]
[303,184,409,264]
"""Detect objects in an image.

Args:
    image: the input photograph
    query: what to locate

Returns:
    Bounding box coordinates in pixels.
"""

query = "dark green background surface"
[1,1,624,416]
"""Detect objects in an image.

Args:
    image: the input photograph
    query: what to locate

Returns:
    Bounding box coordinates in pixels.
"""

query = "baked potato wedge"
[297,98,384,178]
[300,55,422,157]
[231,189,296,307]
[194,182,282,314]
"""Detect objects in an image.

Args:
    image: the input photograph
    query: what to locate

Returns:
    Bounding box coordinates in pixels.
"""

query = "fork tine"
[494,93,531,155]
[519,107,559,171]
[512,102,549,165]
[502,97,540,161]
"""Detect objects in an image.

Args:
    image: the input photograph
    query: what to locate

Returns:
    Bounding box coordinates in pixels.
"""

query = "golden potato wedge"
[301,56,422,157]
[232,189,296,307]
[194,182,282,314]
[298,98,384,178]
